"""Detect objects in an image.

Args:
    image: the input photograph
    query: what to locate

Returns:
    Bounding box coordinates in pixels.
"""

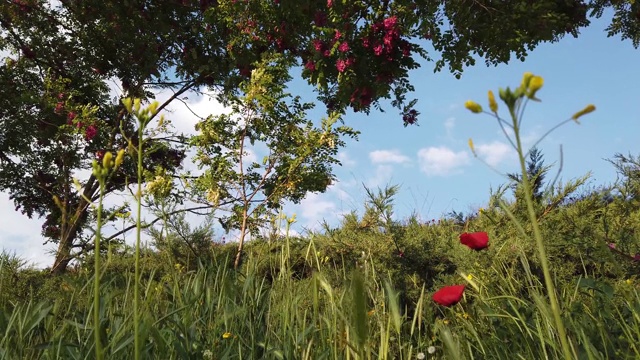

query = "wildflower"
[460,232,489,250]
[427,346,436,354]
[468,138,476,157]
[102,151,113,170]
[203,349,213,359]
[466,274,473,280]
[432,285,465,307]
[521,72,534,89]
[67,111,77,122]
[571,104,596,123]
[442,318,450,324]
[338,41,350,52]
[115,149,126,168]
[54,101,64,114]
[417,352,426,359]
[527,75,544,99]
[464,100,482,113]
[222,332,232,339]
[336,59,347,72]
[608,243,616,249]
[488,90,498,112]
[304,60,316,72]
[85,125,98,141]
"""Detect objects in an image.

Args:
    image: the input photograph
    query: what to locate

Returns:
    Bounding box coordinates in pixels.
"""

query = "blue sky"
[2,12,639,267]
[286,13,640,229]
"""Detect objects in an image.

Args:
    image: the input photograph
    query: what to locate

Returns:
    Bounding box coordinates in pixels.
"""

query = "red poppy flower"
[460,232,489,250]
[432,285,465,307]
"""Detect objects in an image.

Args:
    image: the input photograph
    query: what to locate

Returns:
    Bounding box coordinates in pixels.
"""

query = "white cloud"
[369,149,410,164]
[444,117,455,136]
[0,193,55,268]
[476,141,513,167]
[337,151,356,167]
[366,164,394,188]
[417,146,469,176]
[297,192,336,229]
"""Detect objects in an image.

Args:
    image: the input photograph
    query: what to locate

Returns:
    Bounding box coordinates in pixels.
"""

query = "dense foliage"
[1,152,639,358]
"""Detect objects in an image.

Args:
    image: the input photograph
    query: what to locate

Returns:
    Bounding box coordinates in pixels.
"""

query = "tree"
[507,147,551,203]
[1,0,638,273]
[192,54,357,268]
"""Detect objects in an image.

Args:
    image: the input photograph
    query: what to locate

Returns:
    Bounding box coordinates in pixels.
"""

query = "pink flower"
[373,44,383,56]
[334,30,342,41]
[305,60,316,72]
[608,243,616,249]
[327,0,333,7]
[338,41,349,52]
[432,285,465,307]
[336,59,347,72]
[85,125,98,141]
[67,111,77,122]
[313,39,324,52]
[54,102,64,114]
[383,16,398,30]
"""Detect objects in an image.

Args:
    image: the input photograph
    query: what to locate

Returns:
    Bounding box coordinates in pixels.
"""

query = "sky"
[2,11,639,268]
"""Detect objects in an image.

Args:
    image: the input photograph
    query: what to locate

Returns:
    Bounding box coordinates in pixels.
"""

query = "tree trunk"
[50,176,97,274]
[233,209,249,269]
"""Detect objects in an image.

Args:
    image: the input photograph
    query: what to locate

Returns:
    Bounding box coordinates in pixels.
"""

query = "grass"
[1,78,640,359]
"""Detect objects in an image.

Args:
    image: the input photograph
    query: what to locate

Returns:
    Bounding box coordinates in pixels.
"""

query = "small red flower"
[336,59,347,72]
[432,285,465,307]
[338,41,349,52]
[85,125,97,141]
[304,60,316,72]
[54,102,64,114]
[96,150,105,160]
[67,111,77,122]
[460,232,489,250]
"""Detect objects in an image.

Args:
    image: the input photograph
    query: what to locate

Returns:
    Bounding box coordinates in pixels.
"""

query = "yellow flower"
[468,138,477,157]
[222,332,232,339]
[521,72,534,89]
[466,274,473,280]
[527,76,544,99]
[625,279,633,285]
[487,90,498,113]
[462,312,470,319]
[571,104,596,123]
[465,100,483,113]
[443,319,450,325]
[115,149,126,168]
[102,151,113,170]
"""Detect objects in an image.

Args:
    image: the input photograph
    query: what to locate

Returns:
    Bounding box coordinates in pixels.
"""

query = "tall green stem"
[94,182,105,360]
[510,107,572,359]
[134,125,143,360]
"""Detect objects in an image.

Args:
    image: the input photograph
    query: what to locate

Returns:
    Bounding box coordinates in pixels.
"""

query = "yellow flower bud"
[122,98,133,113]
[488,90,498,113]
[133,98,141,113]
[222,332,232,339]
[465,100,483,113]
[527,76,544,99]
[468,138,477,157]
[571,104,596,123]
[102,151,113,170]
[115,149,126,168]
[148,101,159,115]
[521,72,534,89]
